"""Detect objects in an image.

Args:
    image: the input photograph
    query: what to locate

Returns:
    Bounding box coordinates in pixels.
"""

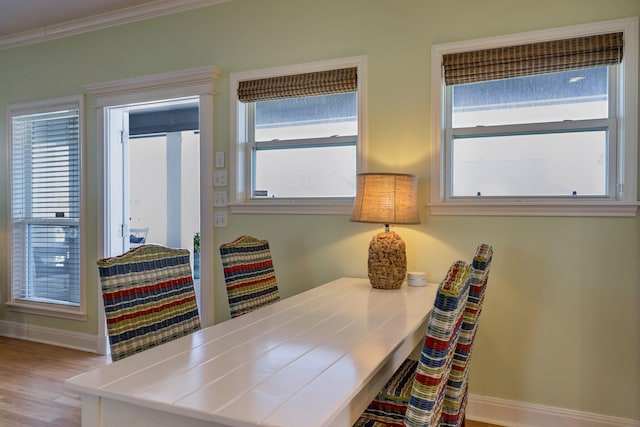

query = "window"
[8,96,84,318]
[230,56,366,214]
[430,18,638,216]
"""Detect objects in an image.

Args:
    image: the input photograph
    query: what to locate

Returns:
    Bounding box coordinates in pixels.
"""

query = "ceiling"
[0,0,230,49]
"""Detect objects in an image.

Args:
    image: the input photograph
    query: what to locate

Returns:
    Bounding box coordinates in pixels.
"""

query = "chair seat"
[353,358,418,427]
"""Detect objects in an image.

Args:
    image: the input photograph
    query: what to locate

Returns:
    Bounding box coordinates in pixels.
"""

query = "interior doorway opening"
[106,96,201,304]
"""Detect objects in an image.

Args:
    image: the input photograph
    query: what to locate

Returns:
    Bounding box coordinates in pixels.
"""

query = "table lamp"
[350,173,420,289]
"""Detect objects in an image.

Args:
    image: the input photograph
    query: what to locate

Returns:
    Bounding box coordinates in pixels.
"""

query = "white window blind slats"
[10,106,81,306]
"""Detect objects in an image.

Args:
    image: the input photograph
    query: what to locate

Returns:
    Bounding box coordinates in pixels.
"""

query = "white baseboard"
[467,394,639,427]
[0,319,100,354]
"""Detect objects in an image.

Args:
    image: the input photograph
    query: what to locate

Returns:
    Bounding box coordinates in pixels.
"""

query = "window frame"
[430,17,638,216]
[6,95,86,319]
[229,56,367,214]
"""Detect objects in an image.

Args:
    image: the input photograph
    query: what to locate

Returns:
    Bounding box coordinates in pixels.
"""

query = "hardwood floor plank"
[0,337,107,427]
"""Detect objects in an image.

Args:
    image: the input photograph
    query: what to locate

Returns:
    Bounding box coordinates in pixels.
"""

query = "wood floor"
[0,336,500,427]
[0,336,108,427]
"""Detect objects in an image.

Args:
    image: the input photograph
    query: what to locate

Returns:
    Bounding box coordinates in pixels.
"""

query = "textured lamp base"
[368,231,407,289]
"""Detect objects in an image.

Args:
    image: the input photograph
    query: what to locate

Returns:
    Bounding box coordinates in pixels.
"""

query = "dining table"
[66,276,438,427]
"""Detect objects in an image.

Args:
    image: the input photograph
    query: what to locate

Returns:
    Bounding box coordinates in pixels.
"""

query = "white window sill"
[229,199,354,215]
[429,200,639,217]
[6,301,87,320]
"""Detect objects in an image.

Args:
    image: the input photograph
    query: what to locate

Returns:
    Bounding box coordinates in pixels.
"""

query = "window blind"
[238,67,357,103]
[443,32,624,85]
[11,107,81,306]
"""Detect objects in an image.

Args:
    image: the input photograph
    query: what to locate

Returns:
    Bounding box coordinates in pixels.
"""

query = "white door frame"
[105,106,130,256]
[85,66,220,354]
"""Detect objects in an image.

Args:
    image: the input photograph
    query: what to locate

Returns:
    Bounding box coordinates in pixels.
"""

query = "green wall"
[0,0,638,421]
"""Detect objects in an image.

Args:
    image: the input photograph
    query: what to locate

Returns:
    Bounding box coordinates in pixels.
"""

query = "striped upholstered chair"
[441,244,493,427]
[97,244,201,362]
[354,260,472,427]
[219,235,281,318]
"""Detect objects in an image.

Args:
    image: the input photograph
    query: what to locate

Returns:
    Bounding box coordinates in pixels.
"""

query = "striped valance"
[238,67,357,103]
[443,32,623,85]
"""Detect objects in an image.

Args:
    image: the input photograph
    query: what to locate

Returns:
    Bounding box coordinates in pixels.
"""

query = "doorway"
[88,66,218,354]
[105,97,201,302]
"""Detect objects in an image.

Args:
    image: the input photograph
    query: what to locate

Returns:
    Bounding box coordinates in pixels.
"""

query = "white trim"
[0,319,99,353]
[429,201,639,217]
[229,200,354,215]
[85,66,219,329]
[229,55,367,214]
[85,66,220,106]
[7,95,82,114]
[467,394,639,427]
[5,301,86,320]
[430,17,639,217]
[197,91,216,327]
[433,18,637,53]
[0,0,233,51]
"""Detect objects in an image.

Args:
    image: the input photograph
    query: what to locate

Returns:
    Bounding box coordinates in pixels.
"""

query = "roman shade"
[237,67,357,103]
[443,32,623,85]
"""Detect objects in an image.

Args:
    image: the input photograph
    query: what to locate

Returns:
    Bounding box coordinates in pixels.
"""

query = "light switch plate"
[214,169,227,187]
[213,211,227,227]
[215,151,225,168]
[213,190,227,207]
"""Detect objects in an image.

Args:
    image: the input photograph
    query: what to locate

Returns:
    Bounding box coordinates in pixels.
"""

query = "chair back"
[441,244,493,426]
[219,235,281,318]
[404,260,472,427]
[97,244,201,361]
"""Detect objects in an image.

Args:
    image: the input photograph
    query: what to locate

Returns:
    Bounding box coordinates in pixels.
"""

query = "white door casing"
[86,66,220,354]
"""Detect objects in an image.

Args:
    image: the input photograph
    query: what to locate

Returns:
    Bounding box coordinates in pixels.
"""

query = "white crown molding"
[467,393,639,427]
[0,0,233,51]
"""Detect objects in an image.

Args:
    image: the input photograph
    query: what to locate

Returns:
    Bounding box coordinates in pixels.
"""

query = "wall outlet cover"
[213,211,227,227]
[215,151,225,168]
[213,190,227,207]
[214,169,227,187]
